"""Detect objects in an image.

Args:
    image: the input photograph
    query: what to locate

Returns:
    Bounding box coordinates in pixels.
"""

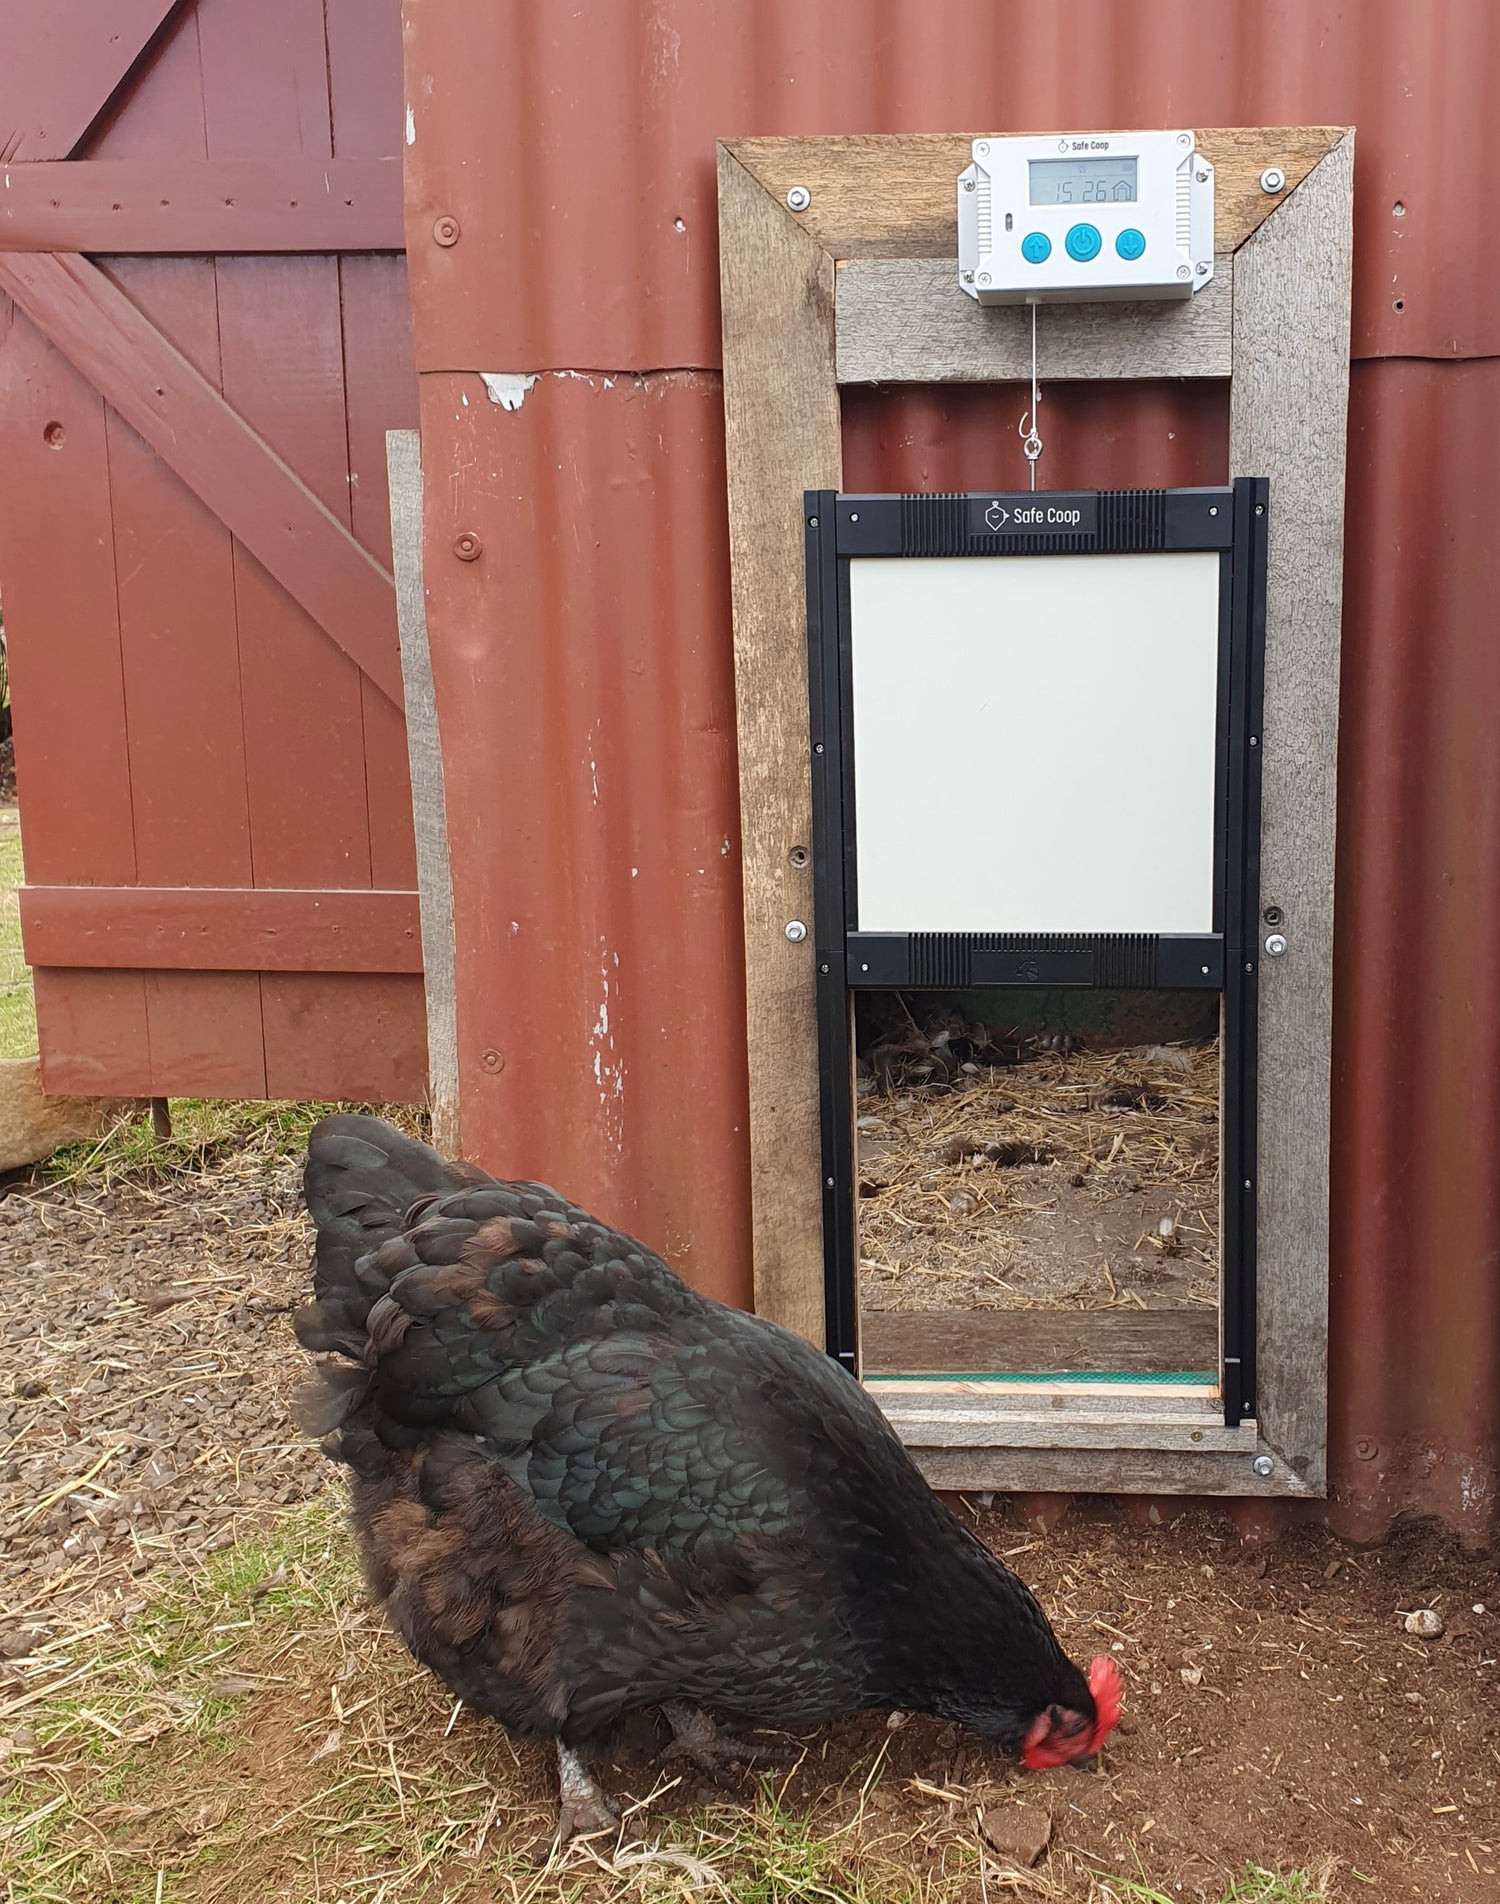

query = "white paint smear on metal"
[480,372,537,410]
[849,552,1221,934]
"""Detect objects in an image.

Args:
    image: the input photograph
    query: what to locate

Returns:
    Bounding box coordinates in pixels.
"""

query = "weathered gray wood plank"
[909,1443,1314,1497]
[1229,133,1355,1496]
[860,1306,1219,1375]
[717,147,842,1343]
[386,429,460,1156]
[837,256,1232,385]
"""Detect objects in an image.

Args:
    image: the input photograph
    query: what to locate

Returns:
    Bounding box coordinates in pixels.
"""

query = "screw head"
[784,920,807,943]
[1196,169,1209,183]
[1195,260,1210,274]
[962,177,976,192]
[1177,264,1192,280]
[962,269,976,283]
[975,141,991,157]
[1265,933,1288,957]
[1260,167,1286,195]
[479,1048,504,1073]
[1354,1436,1378,1462]
[977,271,991,286]
[453,531,482,562]
[1252,1454,1275,1478]
[785,185,811,213]
[432,214,461,246]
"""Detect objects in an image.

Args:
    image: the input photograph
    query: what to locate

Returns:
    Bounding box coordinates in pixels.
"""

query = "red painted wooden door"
[0,0,426,1101]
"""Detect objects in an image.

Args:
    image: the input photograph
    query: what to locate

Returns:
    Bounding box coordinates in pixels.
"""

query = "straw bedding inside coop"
[854,1018,1221,1374]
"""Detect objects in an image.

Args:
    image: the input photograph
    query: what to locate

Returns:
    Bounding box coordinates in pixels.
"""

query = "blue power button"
[1065,222,1102,262]
[1020,231,1051,264]
[1115,228,1146,260]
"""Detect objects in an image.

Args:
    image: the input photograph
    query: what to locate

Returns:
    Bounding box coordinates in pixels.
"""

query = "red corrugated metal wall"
[403,0,1499,1533]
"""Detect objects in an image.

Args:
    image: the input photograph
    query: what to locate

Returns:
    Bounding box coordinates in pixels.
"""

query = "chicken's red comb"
[1087,1655,1123,1748]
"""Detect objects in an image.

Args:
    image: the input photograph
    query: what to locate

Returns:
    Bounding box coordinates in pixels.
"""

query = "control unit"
[958,129,1215,305]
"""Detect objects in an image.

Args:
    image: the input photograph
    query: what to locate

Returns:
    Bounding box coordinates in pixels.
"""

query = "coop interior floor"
[856,1038,1220,1376]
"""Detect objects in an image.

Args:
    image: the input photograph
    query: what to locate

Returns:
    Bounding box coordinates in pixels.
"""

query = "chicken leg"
[661,1703,798,1771]
[556,1742,619,1842]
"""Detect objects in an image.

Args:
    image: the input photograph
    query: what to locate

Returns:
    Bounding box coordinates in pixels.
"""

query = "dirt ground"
[858,1041,1219,1318]
[2,1129,1498,1903]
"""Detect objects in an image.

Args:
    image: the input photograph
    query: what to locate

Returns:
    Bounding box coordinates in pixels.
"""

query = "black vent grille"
[904,932,1161,988]
[1098,488,1167,550]
[894,490,1166,555]
[1094,936,1159,986]
[908,932,971,987]
[899,493,968,555]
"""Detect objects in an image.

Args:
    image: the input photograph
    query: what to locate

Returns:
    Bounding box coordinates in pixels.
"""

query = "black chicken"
[294,1115,1120,1838]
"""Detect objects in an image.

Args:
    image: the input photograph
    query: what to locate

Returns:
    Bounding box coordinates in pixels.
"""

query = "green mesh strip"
[863,1368,1215,1386]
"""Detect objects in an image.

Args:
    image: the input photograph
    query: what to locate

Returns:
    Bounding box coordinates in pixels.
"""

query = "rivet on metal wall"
[432,214,461,246]
[480,1048,505,1073]
[453,531,483,562]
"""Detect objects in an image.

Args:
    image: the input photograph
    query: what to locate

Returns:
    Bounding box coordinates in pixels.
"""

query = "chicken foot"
[661,1703,798,1771]
[555,1742,619,1843]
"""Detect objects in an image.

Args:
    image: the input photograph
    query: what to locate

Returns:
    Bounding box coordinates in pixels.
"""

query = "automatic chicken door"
[805,481,1268,1428]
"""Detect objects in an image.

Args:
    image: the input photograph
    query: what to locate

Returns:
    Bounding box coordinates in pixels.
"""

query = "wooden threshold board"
[858,1306,1218,1378]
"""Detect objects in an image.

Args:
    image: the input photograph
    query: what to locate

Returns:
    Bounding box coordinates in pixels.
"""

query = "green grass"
[40,1095,428,1189]
[0,809,36,1060]
[1101,1865,1330,1903]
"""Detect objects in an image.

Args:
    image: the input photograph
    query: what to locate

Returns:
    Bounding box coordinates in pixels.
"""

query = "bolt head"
[785,185,811,212]
[1265,933,1288,957]
[784,919,807,943]
[1252,1454,1275,1478]
[1260,167,1286,194]
[432,214,461,246]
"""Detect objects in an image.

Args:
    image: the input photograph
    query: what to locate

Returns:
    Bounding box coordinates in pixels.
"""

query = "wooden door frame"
[719,128,1353,1497]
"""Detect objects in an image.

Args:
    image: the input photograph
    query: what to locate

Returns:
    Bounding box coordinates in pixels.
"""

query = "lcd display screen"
[1028,156,1139,205]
